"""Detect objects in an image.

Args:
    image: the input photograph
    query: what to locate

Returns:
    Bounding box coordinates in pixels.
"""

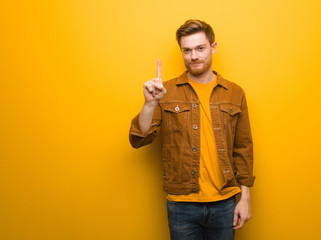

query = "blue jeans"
[167,196,236,240]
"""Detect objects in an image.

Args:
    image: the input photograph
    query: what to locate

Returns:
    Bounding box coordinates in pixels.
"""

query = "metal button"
[193,125,198,130]
[175,106,180,111]
[224,170,230,173]
[230,107,233,113]
[192,170,196,175]
[192,187,196,192]
[213,127,220,131]
[192,147,197,152]
[218,148,225,152]
[193,104,197,108]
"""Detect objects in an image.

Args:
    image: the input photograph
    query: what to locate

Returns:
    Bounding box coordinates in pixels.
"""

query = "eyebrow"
[182,44,206,50]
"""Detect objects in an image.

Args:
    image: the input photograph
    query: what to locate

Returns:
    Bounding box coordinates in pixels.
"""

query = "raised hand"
[143,59,167,105]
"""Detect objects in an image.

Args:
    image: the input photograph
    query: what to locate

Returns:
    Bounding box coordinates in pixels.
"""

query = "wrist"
[144,100,158,108]
[240,185,251,201]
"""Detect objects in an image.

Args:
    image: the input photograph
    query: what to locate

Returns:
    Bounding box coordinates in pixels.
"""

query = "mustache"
[189,60,203,64]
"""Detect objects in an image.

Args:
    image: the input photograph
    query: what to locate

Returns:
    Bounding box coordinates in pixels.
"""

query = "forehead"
[180,32,210,49]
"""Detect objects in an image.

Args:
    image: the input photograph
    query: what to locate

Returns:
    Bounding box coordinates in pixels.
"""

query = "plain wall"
[1,0,321,239]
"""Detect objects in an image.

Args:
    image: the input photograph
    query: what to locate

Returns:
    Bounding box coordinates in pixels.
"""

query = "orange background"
[1,1,321,239]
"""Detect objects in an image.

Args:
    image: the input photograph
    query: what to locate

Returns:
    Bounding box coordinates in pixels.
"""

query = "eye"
[198,46,205,51]
[183,49,191,53]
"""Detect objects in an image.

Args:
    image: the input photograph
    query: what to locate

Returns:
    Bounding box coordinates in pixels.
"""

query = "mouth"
[190,62,203,66]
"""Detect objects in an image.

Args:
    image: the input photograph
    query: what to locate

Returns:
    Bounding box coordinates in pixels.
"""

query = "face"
[180,32,217,76]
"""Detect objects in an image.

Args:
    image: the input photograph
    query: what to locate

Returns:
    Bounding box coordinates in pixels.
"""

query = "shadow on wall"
[127,129,166,199]
[142,133,164,195]
[132,133,170,238]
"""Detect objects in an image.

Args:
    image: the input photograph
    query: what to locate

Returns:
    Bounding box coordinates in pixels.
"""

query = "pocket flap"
[220,103,241,115]
[164,103,190,113]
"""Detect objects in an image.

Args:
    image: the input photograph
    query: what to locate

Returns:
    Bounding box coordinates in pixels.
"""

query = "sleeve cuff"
[237,175,255,187]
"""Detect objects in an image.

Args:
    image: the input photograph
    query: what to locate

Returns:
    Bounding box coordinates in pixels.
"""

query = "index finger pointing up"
[157,59,162,80]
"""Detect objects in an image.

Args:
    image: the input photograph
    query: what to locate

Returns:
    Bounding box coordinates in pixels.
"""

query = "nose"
[191,50,198,60]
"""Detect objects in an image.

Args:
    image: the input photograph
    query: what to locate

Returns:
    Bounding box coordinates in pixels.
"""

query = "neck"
[187,68,215,84]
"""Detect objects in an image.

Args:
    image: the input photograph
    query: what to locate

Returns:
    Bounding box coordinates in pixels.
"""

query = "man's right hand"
[143,59,167,106]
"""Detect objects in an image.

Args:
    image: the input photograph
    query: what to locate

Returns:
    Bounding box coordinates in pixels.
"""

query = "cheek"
[203,53,211,61]
[203,51,210,58]
[183,56,190,62]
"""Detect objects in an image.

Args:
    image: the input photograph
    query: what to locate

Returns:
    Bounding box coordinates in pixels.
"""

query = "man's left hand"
[233,186,252,230]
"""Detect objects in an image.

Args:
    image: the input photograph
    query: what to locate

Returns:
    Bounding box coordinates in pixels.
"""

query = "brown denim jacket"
[129,71,255,195]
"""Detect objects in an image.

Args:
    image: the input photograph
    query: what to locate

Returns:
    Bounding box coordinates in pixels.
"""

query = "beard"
[185,58,212,76]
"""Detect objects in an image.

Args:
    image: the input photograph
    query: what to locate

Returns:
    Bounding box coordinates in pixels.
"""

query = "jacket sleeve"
[129,104,162,148]
[233,91,255,187]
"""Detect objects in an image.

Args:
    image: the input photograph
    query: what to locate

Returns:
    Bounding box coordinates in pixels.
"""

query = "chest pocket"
[220,103,242,132]
[163,103,191,132]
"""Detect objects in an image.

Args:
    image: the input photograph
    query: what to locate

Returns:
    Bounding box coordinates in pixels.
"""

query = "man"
[129,19,255,240]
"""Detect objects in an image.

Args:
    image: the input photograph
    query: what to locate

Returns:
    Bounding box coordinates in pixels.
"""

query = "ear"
[211,42,217,55]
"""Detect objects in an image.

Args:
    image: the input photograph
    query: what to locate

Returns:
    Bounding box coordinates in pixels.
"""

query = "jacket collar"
[176,70,229,90]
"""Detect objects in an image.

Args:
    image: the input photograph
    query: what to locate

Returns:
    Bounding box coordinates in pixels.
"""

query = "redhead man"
[129,19,255,240]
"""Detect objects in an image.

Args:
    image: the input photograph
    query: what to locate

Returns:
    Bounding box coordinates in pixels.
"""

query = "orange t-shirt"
[167,75,240,202]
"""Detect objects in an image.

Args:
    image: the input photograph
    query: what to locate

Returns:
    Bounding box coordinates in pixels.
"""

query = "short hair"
[176,19,215,47]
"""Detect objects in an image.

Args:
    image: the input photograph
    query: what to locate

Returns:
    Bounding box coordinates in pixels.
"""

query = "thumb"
[233,211,238,226]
